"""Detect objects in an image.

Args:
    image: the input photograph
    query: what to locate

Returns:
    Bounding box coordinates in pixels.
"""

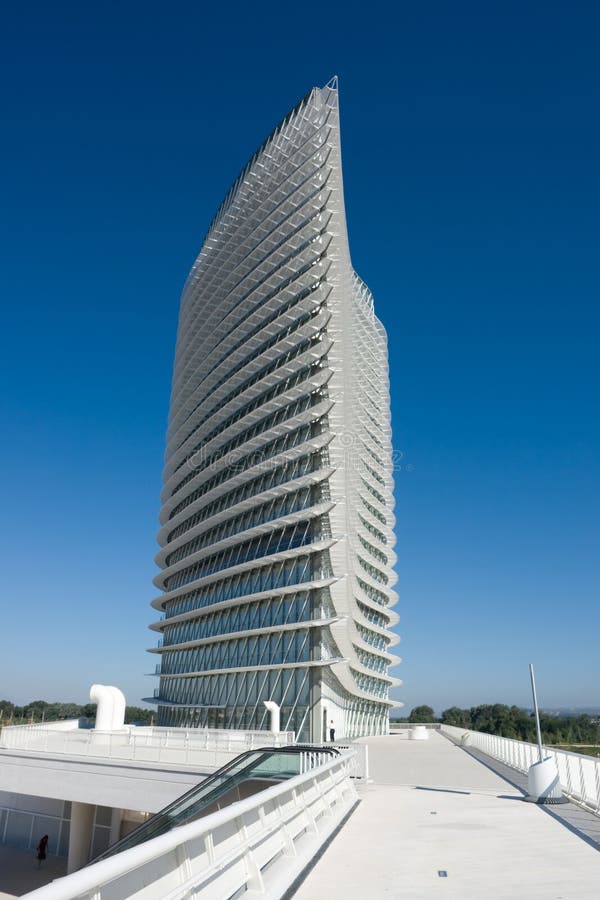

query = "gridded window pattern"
[163,554,328,619]
[168,453,325,543]
[360,477,387,507]
[172,353,326,481]
[355,647,389,674]
[357,533,388,566]
[360,495,387,526]
[169,423,317,521]
[361,441,387,471]
[351,670,390,700]
[166,486,318,566]
[158,668,311,738]
[159,699,309,739]
[364,426,384,450]
[364,410,385,438]
[356,600,390,629]
[345,700,389,738]
[320,667,391,739]
[356,623,390,651]
[150,79,400,738]
[162,592,314,647]
[171,282,330,451]
[171,393,324,499]
[358,514,387,545]
[164,523,314,591]
[356,577,389,607]
[357,554,389,585]
[160,629,312,675]
[174,236,327,391]
[363,461,386,487]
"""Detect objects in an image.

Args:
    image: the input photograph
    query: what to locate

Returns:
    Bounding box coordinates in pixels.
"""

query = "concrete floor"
[4,732,600,898]
[293,731,600,899]
[0,847,66,898]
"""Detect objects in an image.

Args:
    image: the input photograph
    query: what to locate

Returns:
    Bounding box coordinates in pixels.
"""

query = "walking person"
[329,720,335,742]
[36,834,49,868]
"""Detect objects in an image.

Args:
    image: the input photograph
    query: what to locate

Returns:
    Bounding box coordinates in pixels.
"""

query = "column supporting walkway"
[292,730,600,899]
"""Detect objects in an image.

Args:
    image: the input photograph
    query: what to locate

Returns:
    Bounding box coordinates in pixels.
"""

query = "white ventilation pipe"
[108,686,126,730]
[263,701,280,734]
[90,685,127,730]
[90,685,114,731]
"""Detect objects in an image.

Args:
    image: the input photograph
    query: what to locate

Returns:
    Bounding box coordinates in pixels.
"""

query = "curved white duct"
[108,686,126,730]
[90,684,114,731]
[263,701,280,734]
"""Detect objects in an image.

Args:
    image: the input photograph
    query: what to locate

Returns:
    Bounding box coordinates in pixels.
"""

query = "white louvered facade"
[149,78,401,741]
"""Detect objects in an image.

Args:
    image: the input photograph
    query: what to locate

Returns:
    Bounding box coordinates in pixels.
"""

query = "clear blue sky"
[1,2,598,714]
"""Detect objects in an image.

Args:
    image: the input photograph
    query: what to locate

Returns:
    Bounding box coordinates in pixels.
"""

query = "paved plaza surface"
[2,731,600,897]
[293,730,600,899]
[0,847,66,898]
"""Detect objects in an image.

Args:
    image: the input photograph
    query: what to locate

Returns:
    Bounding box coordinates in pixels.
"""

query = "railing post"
[244,847,265,893]
[565,754,573,794]
[594,759,600,813]
[175,842,193,886]
[204,831,215,867]
[278,805,298,859]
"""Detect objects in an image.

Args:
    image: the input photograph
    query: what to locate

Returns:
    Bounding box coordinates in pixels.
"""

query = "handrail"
[0,724,294,768]
[23,750,357,900]
[441,724,600,815]
[93,745,339,861]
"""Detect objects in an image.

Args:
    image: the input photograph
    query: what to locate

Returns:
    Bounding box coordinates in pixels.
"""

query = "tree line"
[0,699,153,726]
[398,704,600,745]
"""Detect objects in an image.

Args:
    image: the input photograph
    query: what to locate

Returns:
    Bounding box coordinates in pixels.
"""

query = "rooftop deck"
[294,730,600,899]
[0,731,600,900]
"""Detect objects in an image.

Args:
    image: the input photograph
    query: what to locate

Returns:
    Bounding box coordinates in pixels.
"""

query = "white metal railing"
[0,724,294,769]
[22,751,359,900]
[325,742,369,779]
[441,724,600,814]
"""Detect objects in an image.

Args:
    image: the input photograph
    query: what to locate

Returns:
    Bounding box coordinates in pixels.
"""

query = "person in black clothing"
[329,721,335,742]
[36,835,48,868]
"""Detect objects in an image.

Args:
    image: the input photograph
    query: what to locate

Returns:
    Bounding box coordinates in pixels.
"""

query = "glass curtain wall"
[148,79,401,740]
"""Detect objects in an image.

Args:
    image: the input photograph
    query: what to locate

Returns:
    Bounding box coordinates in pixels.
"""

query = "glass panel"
[92,746,338,863]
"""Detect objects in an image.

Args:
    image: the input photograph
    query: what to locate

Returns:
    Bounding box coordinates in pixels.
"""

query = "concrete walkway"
[294,731,600,899]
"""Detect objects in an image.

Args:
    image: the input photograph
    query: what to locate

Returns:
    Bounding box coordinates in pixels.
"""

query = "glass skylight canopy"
[149,78,401,740]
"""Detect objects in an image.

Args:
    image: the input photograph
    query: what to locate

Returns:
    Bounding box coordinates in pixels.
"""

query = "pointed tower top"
[324,75,339,91]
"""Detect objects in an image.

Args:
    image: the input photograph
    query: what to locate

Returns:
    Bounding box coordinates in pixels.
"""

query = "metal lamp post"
[525,663,565,804]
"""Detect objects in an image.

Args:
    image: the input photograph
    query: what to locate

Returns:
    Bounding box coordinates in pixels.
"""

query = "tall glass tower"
[149,78,401,741]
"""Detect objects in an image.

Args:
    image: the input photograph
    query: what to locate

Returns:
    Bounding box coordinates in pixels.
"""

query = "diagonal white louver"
[148,78,402,741]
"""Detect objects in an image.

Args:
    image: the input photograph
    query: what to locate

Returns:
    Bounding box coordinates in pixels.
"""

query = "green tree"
[409,705,435,723]
[0,701,16,722]
[125,706,154,724]
[441,707,471,728]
